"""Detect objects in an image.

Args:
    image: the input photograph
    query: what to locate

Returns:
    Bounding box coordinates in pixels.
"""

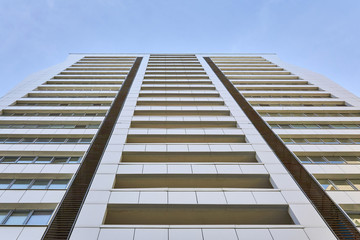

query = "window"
[48,180,69,189]
[17,156,36,163]
[270,123,360,129]
[26,211,52,225]
[0,179,69,190]
[0,180,12,189]
[309,157,327,164]
[332,180,354,191]
[298,156,360,164]
[318,180,336,191]
[318,179,360,191]
[30,180,50,189]
[0,156,82,164]
[5,211,29,225]
[0,124,99,129]
[0,210,53,225]
[282,138,360,145]
[0,137,92,144]
[10,180,32,189]
[258,112,360,117]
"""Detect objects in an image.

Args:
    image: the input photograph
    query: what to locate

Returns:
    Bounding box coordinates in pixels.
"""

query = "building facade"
[0,53,359,240]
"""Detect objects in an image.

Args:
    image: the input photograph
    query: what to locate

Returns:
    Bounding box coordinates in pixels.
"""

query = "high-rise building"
[0,53,359,240]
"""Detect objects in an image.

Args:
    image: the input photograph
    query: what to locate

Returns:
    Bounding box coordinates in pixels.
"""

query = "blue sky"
[0,0,359,97]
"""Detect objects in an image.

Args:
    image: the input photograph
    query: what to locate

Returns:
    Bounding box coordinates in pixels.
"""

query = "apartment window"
[1,112,106,117]
[15,103,111,106]
[260,112,360,117]
[0,210,52,225]
[28,96,114,98]
[246,95,331,98]
[297,156,360,164]
[318,179,360,191]
[252,103,346,107]
[270,124,360,129]
[0,124,100,129]
[0,179,69,190]
[0,137,92,144]
[282,138,360,145]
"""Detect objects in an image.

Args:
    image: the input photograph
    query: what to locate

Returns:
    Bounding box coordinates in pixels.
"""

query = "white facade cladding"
[0,53,359,239]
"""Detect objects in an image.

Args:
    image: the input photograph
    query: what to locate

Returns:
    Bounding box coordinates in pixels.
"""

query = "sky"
[0,0,359,97]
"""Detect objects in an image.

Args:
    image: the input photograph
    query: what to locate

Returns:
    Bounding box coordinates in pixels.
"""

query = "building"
[0,53,359,240]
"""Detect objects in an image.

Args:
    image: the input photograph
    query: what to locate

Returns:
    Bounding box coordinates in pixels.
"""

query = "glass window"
[50,125,64,129]
[325,156,345,164]
[1,156,19,163]
[48,180,69,189]
[293,138,308,144]
[306,138,323,144]
[279,124,291,129]
[26,211,52,225]
[75,125,86,129]
[88,124,99,129]
[17,156,35,163]
[343,156,360,164]
[79,138,92,143]
[298,156,311,163]
[0,138,6,143]
[344,124,359,129]
[0,180,12,189]
[282,138,294,144]
[52,157,69,164]
[304,124,320,129]
[318,179,335,191]
[21,138,36,143]
[270,124,280,129]
[332,180,355,191]
[309,156,327,164]
[5,138,21,143]
[0,211,9,224]
[35,157,53,164]
[30,180,50,189]
[66,138,79,143]
[331,124,346,129]
[50,138,66,143]
[291,124,304,129]
[69,157,81,163]
[338,139,353,144]
[35,138,51,143]
[10,179,32,189]
[352,138,360,144]
[322,138,339,144]
[5,211,30,225]
[319,124,331,129]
